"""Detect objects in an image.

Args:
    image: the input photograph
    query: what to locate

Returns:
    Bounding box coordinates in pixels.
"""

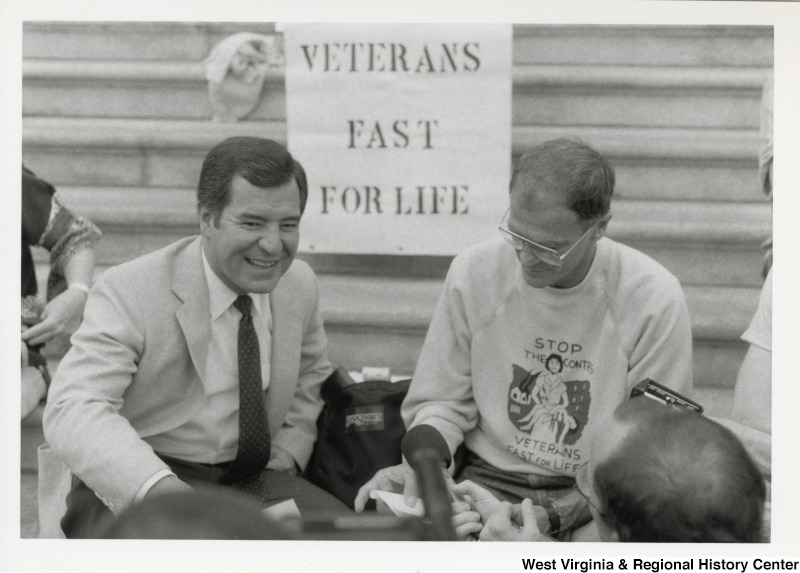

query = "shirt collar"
[201,248,268,321]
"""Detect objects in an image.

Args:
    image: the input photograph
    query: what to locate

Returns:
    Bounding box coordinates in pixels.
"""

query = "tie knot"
[233,295,253,316]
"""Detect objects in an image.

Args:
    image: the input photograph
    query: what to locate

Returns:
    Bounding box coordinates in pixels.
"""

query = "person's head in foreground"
[501,137,614,289]
[98,487,296,540]
[577,398,766,542]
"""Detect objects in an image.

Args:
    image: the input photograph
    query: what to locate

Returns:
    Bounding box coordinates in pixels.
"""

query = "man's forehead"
[509,186,583,237]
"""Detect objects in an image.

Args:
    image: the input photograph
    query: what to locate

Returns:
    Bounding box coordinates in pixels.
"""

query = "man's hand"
[21,288,87,346]
[452,479,501,523]
[145,475,193,499]
[451,499,482,541]
[480,499,549,541]
[266,446,298,475]
[353,463,418,513]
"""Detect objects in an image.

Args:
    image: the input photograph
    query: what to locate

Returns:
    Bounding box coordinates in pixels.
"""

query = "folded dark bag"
[304,368,411,509]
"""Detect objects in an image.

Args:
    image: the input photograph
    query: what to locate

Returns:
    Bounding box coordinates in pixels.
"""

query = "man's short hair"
[197,136,308,223]
[594,400,766,542]
[510,138,615,221]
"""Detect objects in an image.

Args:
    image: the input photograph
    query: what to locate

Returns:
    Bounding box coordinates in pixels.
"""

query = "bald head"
[592,399,766,542]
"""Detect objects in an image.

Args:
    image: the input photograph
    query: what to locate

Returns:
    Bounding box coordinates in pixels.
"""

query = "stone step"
[23,58,767,130]
[513,65,768,130]
[22,60,286,122]
[22,21,277,61]
[512,25,773,67]
[22,117,766,203]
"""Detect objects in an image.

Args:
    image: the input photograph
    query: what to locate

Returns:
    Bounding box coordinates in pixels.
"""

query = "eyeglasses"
[498,207,596,267]
[574,462,605,515]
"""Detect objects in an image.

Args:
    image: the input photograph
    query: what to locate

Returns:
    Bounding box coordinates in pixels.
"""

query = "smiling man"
[44,137,350,538]
[355,138,693,541]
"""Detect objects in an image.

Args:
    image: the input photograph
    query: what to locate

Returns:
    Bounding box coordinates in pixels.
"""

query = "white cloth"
[204,32,279,84]
[204,32,282,122]
[403,237,693,479]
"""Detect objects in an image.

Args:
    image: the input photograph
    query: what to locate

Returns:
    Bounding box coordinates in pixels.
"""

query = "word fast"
[348,119,438,149]
[320,185,469,215]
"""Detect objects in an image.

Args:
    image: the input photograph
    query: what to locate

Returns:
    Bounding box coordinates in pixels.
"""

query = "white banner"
[285,23,512,255]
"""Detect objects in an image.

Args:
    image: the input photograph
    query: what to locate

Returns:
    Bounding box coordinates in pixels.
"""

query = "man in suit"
[44,136,350,538]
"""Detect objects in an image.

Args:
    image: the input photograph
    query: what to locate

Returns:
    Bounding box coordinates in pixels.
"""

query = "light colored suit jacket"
[43,236,332,513]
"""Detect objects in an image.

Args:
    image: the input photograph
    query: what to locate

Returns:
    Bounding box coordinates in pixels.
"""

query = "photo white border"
[2,1,799,572]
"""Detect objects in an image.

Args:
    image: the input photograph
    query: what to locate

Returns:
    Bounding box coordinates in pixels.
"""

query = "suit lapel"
[267,271,302,431]
[173,238,211,385]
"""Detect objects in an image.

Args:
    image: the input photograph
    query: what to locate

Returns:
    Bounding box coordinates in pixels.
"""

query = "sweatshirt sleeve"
[401,259,480,456]
[624,274,694,397]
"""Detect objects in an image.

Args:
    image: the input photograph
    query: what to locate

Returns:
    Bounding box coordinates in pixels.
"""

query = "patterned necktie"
[222,295,271,500]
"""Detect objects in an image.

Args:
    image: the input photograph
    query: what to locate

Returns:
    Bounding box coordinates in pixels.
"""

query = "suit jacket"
[43,236,332,512]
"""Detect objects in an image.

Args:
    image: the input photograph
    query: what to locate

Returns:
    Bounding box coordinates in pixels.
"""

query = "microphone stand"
[407,449,457,541]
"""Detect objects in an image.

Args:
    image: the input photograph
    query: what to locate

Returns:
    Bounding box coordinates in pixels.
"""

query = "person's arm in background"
[730,344,771,436]
[624,275,694,398]
[23,248,96,346]
[712,269,772,480]
[21,167,101,346]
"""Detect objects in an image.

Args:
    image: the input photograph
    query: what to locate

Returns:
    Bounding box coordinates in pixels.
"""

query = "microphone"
[401,424,453,467]
[401,425,456,541]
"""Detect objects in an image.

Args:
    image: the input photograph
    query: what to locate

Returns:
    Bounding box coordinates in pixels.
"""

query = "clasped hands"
[353,463,549,541]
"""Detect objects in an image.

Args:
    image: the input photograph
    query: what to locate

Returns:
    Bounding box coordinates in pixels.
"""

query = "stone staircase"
[23,22,772,421]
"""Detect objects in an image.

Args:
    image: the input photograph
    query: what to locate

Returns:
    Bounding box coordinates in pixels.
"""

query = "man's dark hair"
[594,400,766,542]
[510,137,615,221]
[197,136,308,223]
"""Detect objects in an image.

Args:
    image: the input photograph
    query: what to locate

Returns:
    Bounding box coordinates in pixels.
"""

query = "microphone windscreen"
[401,424,452,466]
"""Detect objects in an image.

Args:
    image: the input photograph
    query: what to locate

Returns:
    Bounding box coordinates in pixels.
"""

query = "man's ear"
[199,206,214,238]
[594,213,612,240]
